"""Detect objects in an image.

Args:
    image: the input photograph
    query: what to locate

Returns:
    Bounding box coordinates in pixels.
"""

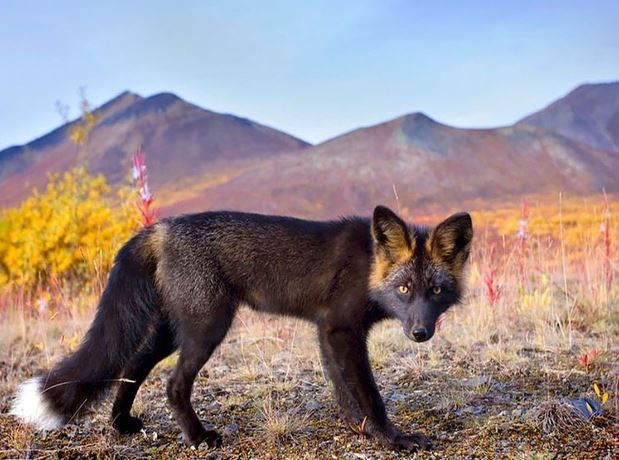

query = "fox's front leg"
[318,324,431,451]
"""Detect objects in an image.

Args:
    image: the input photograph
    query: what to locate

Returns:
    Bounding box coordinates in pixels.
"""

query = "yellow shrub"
[0,167,137,287]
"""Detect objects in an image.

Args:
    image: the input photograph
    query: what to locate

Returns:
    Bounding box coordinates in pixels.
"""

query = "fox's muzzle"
[404,324,435,342]
[403,301,438,342]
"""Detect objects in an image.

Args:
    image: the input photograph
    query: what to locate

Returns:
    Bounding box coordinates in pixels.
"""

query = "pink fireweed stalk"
[578,348,600,369]
[436,314,444,332]
[601,194,612,291]
[484,246,500,309]
[132,149,157,227]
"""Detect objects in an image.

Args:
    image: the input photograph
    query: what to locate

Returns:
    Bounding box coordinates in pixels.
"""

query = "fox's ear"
[372,205,413,262]
[430,212,473,267]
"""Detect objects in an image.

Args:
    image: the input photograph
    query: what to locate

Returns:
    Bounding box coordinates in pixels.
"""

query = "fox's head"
[369,205,473,342]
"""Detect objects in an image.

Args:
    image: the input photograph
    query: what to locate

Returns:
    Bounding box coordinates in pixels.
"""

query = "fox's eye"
[432,286,441,295]
[398,285,409,294]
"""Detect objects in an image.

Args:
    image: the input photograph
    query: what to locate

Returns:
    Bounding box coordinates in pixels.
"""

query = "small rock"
[305,399,321,411]
[200,420,217,431]
[213,365,230,375]
[204,401,222,412]
[342,454,364,460]
[499,410,508,417]
[387,391,406,402]
[457,405,486,416]
[471,405,485,415]
[224,421,239,436]
[511,408,523,417]
[462,375,491,388]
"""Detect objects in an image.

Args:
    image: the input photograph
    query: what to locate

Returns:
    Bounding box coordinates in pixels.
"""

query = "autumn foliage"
[0,167,137,287]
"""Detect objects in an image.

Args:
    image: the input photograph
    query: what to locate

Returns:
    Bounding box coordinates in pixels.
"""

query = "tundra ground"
[1,303,616,460]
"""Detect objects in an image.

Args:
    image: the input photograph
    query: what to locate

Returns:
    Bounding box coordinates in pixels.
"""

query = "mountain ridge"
[518,81,619,153]
[0,91,310,208]
[1,82,617,217]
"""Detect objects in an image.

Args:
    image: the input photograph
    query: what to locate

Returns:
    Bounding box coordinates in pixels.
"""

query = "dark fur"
[36,206,472,451]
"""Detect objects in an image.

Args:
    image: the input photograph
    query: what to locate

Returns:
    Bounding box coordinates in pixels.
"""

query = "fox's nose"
[412,328,428,342]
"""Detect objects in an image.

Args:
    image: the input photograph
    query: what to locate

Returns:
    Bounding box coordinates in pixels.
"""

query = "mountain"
[518,81,619,153]
[1,82,618,218]
[165,108,619,217]
[0,91,309,208]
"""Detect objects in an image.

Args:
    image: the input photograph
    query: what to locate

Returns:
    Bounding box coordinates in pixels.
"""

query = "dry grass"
[528,399,588,434]
[256,393,310,442]
[1,194,618,458]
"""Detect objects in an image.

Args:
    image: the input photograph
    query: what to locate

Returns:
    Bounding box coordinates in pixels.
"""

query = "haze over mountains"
[1,81,618,217]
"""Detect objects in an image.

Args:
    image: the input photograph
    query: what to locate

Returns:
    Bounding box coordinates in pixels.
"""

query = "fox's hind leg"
[112,321,177,434]
[167,296,238,448]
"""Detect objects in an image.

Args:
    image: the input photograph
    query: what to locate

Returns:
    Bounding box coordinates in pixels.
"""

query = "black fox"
[11,206,472,451]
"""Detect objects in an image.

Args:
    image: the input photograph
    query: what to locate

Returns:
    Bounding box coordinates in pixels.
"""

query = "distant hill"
[518,81,619,153]
[168,106,618,217]
[0,91,309,208]
[1,82,618,218]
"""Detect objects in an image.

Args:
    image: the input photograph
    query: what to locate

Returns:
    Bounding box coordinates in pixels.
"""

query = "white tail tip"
[10,377,64,431]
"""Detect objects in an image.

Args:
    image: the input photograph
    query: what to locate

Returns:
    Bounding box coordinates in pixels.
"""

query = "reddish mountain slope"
[166,111,618,217]
[2,82,618,219]
[0,91,309,208]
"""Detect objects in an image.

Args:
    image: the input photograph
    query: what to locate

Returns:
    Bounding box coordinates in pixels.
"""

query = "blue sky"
[1,0,618,147]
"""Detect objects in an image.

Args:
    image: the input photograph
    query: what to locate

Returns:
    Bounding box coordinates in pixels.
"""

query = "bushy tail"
[11,228,161,430]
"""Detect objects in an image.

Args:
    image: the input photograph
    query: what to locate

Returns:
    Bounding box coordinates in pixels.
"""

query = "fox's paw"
[390,431,433,451]
[201,429,223,448]
[113,415,144,434]
[356,418,432,452]
[184,427,223,449]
